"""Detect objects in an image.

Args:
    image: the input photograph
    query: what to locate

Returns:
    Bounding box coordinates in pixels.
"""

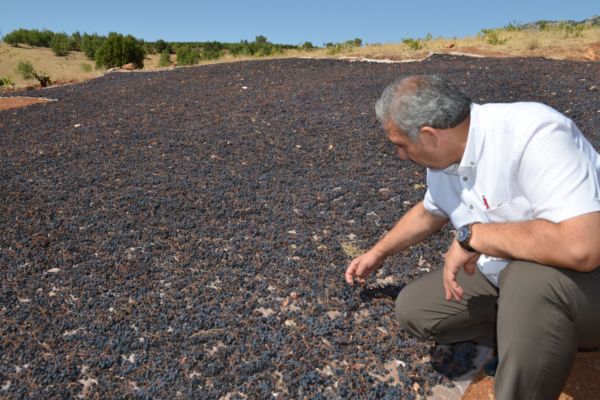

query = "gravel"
[1,55,598,399]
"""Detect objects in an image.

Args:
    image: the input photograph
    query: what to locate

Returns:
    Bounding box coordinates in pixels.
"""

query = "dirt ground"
[462,352,600,400]
[0,96,55,110]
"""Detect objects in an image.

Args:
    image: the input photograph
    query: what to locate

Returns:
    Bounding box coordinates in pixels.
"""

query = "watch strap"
[459,222,479,252]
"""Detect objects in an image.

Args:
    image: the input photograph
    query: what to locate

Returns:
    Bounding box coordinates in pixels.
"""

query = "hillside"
[0,18,599,91]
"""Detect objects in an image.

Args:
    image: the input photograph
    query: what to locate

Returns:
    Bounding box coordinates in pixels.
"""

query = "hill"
[1,18,599,91]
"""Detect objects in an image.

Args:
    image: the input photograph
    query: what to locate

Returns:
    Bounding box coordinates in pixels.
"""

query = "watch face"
[457,225,469,242]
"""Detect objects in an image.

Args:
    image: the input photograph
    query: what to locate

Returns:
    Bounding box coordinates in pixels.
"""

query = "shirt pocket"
[483,196,533,223]
[483,201,516,223]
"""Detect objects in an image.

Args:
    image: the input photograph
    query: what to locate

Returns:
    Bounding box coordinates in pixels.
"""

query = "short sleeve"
[423,188,447,217]
[518,120,600,222]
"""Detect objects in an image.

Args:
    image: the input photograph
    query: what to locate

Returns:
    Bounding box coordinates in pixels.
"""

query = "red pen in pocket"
[482,195,490,209]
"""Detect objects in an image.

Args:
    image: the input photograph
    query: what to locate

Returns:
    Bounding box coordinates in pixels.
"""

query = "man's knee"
[395,282,432,340]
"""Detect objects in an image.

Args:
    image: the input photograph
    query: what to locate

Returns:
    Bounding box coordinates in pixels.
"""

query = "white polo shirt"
[423,102,600,286]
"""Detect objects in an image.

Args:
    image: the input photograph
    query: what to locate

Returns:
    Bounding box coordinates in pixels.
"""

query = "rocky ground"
[1,55,599,399]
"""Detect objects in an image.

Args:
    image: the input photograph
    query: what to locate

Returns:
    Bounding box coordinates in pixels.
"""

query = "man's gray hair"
[375,75,471,141]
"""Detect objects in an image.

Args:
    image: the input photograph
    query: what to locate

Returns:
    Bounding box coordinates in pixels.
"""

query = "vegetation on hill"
[0,16,598,90]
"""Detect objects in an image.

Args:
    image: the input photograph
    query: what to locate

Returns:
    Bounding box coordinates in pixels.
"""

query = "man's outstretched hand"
[443,239,481,302]
[345,249,387,286]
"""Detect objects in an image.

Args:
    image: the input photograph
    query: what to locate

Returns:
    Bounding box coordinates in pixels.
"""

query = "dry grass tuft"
[340,241,364,259]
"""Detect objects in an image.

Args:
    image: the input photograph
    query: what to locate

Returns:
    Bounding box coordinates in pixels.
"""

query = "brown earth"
[462,351,600,400]
[0,96,54,110]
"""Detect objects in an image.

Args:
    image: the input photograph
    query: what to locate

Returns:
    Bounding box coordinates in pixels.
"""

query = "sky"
[1,0,598,45]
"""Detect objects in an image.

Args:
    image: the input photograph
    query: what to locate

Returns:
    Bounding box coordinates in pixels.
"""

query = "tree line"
[2,28,362,68]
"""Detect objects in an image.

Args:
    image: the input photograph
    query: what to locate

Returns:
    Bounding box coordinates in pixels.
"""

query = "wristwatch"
[456,223,479,252]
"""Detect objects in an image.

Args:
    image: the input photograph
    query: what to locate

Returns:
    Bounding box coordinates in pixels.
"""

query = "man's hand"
[443,239,481,302]
[345,249,387,286]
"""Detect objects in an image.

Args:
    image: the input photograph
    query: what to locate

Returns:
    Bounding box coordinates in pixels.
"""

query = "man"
[345,75,600,399]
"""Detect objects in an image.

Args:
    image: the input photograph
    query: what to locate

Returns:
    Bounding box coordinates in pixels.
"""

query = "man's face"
[384,122,445,169]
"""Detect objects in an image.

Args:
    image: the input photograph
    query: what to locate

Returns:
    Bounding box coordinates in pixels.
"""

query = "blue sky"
[1,0,597,45]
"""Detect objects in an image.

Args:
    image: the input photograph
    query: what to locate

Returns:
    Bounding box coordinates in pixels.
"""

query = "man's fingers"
[443,280,452,301]
[444,266,464,302]
[345,260,358,285]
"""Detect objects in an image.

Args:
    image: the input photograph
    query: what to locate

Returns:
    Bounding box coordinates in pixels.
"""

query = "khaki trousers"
[395,261,600,400]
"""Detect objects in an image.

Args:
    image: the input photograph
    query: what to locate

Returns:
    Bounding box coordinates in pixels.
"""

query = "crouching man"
[345,75,600,399]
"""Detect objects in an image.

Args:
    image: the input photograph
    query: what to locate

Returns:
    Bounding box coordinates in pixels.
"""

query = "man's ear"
[420,126,439,147]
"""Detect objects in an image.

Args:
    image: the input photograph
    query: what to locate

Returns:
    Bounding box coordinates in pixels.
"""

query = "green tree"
[70,31,82,51]
[81,33,106,59]
[155,39,168,53]
[51,32,71,56]
[3,28,28,46]
[94,32,145,69]
[3,28,54,47]
[301,41,314,50]
[255,35,268,44]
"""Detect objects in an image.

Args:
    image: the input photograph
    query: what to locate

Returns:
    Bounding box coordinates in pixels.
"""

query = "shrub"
[537,21,551,31]
[324,39,360,55]
[70,31,82,51]
[0,77,15,89]
[202,41,224,60]
[51,32,71,56]
[94,32,145,69]
[16,60,35,79]
[228,41,253,56]
[559,22,585,38]
[479,29,508,45]
[326,43,344,55]
[402,38,423,50]
[158,50,171,67]
[3,29,27,46]
[176,44,200,65]
[81,33,106,59]
[3,28,54,47]
[143,42,156,54]
[301,41,314,50]
[504,21,523,32]
[155,39,168,53]
[15,60,51,87]
[227,38,291,58]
